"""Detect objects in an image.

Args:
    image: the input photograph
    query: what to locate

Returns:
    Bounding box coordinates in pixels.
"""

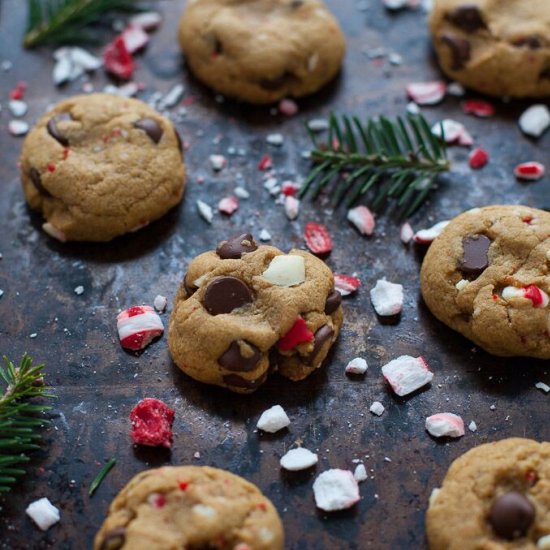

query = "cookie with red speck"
[94,465,284,550]
[20,93,185,241]
[167,233,343,393]
[421,205,550,358]
[177,0,346,104]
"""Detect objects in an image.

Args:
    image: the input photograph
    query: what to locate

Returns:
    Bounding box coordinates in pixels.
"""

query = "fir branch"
[300,113,450,217]
[0,355,54,493]
[24,0,149,48]
[89,457,116,497]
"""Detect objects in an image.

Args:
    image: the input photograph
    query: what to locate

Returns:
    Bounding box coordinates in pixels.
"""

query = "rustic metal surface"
[1,1,550,548]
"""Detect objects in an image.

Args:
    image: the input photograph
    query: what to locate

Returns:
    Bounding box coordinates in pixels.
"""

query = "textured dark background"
[1,0,550,548]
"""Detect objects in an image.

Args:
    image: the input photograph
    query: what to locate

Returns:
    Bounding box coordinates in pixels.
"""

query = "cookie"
[429,0,550,97]
[94,465,284,550]
[168,233,343,393]
[178,0,346,104]
[426,438,550,549]
[420,205,550,358]
[20,93,185,242]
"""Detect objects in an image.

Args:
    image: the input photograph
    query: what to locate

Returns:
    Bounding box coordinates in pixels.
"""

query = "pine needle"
[300,112,450,217]
[89,458,116,496]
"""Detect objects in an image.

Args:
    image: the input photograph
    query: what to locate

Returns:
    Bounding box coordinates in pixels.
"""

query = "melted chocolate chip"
[46,113,72,146]
[513,36,542,49]
[134,118,163,144]
[223,372,267,389]
[29,167,52,197]
[289,0,304,7]
[99,527,127,550]
[441,33,471,70]
[489,491,535,540]
[459,235,491,277]
[183,274,196,297]
[305,325,334,365]
[324,290,342,315]
[446,5,486,33]
[219,341,261,372]
[216,233,258,259]
[203,276,253,315]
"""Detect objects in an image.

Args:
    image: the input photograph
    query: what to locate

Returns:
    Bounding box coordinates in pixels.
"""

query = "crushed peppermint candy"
[304,222,332,255]
[259,229,272,241]
[26,498,60,531]
[218,196,239,215]
[462,99,495,118]
[307,118,329,132]
[345,357,368,375]
[103,82,139,97]
[197,200,214,223]
[257,154,273,170]
[382,355,433,396]
[370,280,403,316]
[281,181,300,196]
[52,47,102,85]
[8,99,27,117]
[117,305,164,351]
[42,222,67,242]
[369,401,385,416]
[158,84,185,109]
[313,469,360,512]
[121,24,149,54]
[406,81,446,105]
[130,11,162,30]
[431,119,469,145]
[518,105,550,138]
[334,274,361,296]
[256,405,290,433]
[514,162,545,181]
[73,285,84,296]
[354,464,368,482]
[400,222,414,244]
[209,154,227,171]
[425,413,465,438]
[406,101,420,115]
[535,382,550,393]
[502,285,549,308]
[284,196,300,220]
[153,295,167,313]
[446,82,465,96]
[468,420,477,432]
[103,36,134,80]
[347,205,375,235]
[266,133,284,146]
[280,447,318,471]
[278,98,298,116]
[413,220,450,243]
[278,317,314,351]
[262,255,305,287]
[130,398,174,448]
[8,120,29,136]
[469,147,489,170]
[234,186,250,199]
[537,535,550,549]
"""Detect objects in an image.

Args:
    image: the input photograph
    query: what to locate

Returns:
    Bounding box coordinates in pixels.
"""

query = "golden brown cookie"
[94,465,284,550]
[178,0,346,104]
[20,93,185,242]
[429,0,550,97]
[426,438,550,550]
[168,233,343,393]
[420,205,550,358]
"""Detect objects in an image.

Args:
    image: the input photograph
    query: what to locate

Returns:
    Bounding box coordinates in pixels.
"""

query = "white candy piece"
[262,255,305,287]
[345,357,368,375]
[369,401,385,416]
[313,469,360,512]
[26,497,60,531]
[519,105,550,138]
[502,285,549,308]
[413,220,450,243]
[234,186,250,199]
[8,120,29,136]
[196,200,213,223]
[347,205,375,235]
[406,101,420,115]
[266,133,284,146]
[193,274,208,288]
[431,119,464,143]
[468,420,477,432]
[74,285,84,295]
[284,195,300,220]
[209,154,226,171]
[153,295,167,313]
[382,355,433,396]
[280,447,318,471]
[383,0,408,9]
[117,305,164,351]
[257,405,290,433]
[103,82,139,97]
[307,118,329,132]
[42,222,67,242]
[159,84,185,109]
[536,382,550,393]
[537,535,550,549]
[370,280,404,316]
[446,82,465,97]
[8,100,27,117]
[130,11,162,30]
[400,222,414,244]
[259,229,272,241]
[455,279,469,291]
[425,413,465,438]
[52,47,101,85]
[354,464,368,482]
[429,488,441,508]
[121,25,149,54]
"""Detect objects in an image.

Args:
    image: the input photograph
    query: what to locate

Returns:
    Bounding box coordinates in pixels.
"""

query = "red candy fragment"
[103,36,135,80]
[10,81,27,100]
[117,305,164,351]
[218,196,239,215]
[406,81,446,105]
[334,274,361,296]
[257,154,272,171]
[524,285,546,307]
[304,222,333,255]
[514,162,545,181]
[178,481,189,491]
[462,99,495,118]
[130,398,175,448]
[278,317,314,351]
[469,147,489,169]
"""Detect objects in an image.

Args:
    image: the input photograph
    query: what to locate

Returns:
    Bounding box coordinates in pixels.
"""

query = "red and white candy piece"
[262,255,305,287]
[117,305,164,351]
[120,25,149,54]
[370,280,403,316]
[345,357,368,375]
[284,195,300,220]
[425,413,465,438]
[26,498,60,531]
[313,469,360,512]
[257,154,272,171]
[256,405,290,433]
[347,205,375,235]
[406,81,446,105]
[514,162,545,181]
[469,147,489,170]
[400,222,414,244]
[103,36,134,80]
[413,220,450,243]
[130,11,162,30]
[431,119,469,145]
[518,104,550,138]
[218,196,239,215]
[280,447,318,471]
[130,397,174,448]
[502,285,549,308]
[304,222,332,255]
[278,98,299,117]
[209,154,227,171]
[462,99,495,118]
[8,120,29,136]
[334,274,361,296]
[382,355,433,396]
[281,180,300,196]
[278,317,314,351]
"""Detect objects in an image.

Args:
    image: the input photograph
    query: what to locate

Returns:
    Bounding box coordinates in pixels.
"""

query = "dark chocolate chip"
[219,341,261,372]
[305,324,334,365]
[213,37,224,55]
[183,274,197,297]
[324,290,342,315]
[540,67,550,80]
[222,372,267,389]
[459,234,491,277]
[203,276,253,315]
[134,118,163,144]
[216,233,258,259]
[446,5,486,33]
[290,0,304,7]
[99,527,127,550]
[513,36,542,49]
[489,491,535,540]
[46,113,72,147]
[29,167,52,197]
[441,33,471,70]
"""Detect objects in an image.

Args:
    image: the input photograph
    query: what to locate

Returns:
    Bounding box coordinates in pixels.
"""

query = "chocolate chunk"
[324,290,342,315]
[290,0,304,7]
[446,5,486,33]
[134,118,163,144]
[441,33,471,70]
[216,233,258,259]
[223,372,267,389]
[203,276,253,315]
[489,491,535,540]
[540,67,550,80]
[46,113,72,146]
[29,167,52,197]
[459,234,491,277]
[513,36,542,49]
[219,341,261,372]
[305,325,334,365]
[183,274,196,297]
[99,527,127,550]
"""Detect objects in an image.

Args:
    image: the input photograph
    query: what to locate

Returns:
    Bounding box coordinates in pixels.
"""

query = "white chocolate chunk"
[262,255,305,287]
[538,535,550,549]
[280,448,318,471]
[455,279,468,291]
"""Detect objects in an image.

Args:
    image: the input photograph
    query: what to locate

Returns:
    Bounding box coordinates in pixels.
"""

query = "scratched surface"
[1,1,550,549]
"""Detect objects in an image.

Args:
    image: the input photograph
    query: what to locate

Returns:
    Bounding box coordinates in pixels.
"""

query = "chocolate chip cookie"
[94,465,284,550]
[168,233,344,393]
[427,438,550,549]
[178,0,346,104]
[429,0,550,97]
[420,205,550,358]
[20,93,185,242]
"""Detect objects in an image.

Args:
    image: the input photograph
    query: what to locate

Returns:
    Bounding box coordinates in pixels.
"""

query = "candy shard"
[26,498,60,531]
[425,413,465,438]
[382,355,433,396]
[406,81,446,105]
[218,196,239,215]
[153,295,167,313]
[334,274,361,296]
[370,279,404,316]
[280,447,318,471]
[400,222,414,244]
[413,220,450,243]
[536,382,550,393]
[502,285,549,308]
[130,397,174,448]
[518,104,550,138]
[257,405,290,433]
[369,401,385,416]
[284,195,300,220]
[262,255,305,287]
[313,469,360,512]
[345,357,368,375]
[347,205,375,235]
[469,147,489,169]
[304,222,332,255]
[196,200,214,223]
[117,305,164,351]
[514,162,545,182]
[353,464,368,482]
[278,317,314,351]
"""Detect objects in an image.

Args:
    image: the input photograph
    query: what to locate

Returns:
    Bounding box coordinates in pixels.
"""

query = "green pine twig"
[89,458,116,496]
[300,112,450,217]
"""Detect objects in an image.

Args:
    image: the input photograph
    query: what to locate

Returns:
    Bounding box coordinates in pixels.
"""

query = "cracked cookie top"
[420,205,550,358]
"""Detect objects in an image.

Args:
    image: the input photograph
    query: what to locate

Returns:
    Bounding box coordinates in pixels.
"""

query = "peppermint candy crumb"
[280,447,318,471]
[26,498,60,531]
[257,405,290,433]
[313,469,360,512]
[382,355,433,396]
[425,413,465,438]
[345,357,368,375]
[369,401,385,416]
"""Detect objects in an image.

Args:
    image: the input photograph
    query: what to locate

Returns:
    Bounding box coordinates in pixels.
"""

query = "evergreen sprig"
[300,112,450,217]
[24,0,148,48]
[0,355,54,493]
